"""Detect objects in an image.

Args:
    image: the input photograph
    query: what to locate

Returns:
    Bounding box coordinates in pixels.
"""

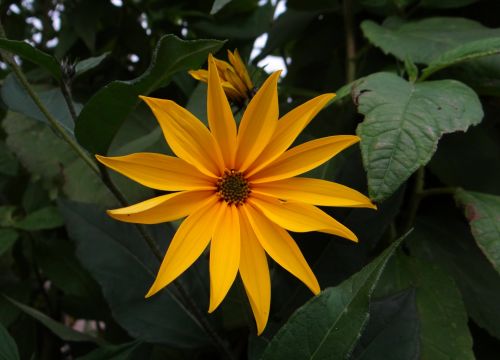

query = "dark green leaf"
[0,322,19,360]
[0,229,18,256]
[352,289,419,360]
[1,74,81,133]
[75,35,224,154]
[361,17,500,64]
[409,211,500,339]
[0,38,61,80]
[428,123,500,195]
[261,236,405,360]
[4,296,103,344]
[76,341,141,360]
[75,52,110,78]
[14,206,63,231]
[421,37,500,80]
[58,200,210,348]
[455,190,500,274]
[0,143,18,176]
[376,253,474,360]
[210,0,232,14]
[3,114,114,205]
[355,72,483,201]
[0,206,16,227]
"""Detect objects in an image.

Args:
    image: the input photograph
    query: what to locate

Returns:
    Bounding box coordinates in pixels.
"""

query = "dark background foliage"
[0,0,500,359]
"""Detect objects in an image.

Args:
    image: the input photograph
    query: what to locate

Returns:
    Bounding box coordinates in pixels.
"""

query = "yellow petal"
[239,210,270,335]
[208,204,240,313]
[188,69,208,82]
[107,190,213,224]
[243,204,320,294]
[140,96,224,177]
[224,69,248,98]
[246,93,335,176]
[249,195,357,241]
[252,177,376,209]
[228,49,253,90]
[96,153,215,191]
[208,54,237,168]
[235,71,281,172]
[250,135,360,183]
[146,197,221,297]
[221,82,242,101]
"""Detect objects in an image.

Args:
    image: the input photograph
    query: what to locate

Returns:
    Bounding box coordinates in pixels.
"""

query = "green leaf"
[75,52,110,78]
[3,114,114,205]
[0,143,18,177]
[354,72,483,201]
[428,123,500,195]
[455,190,500,274]
[76,341,141,360]
[376,253,474,360]
[352,289,419,360]
[13,206,64,231]
[75,35,224,154]
[0,229,19,256]
[4,296,103,344]
[210,0,232,14]
[409,211,500,339]
[0,38,61,80]
[58,200,210,348]
[361,17,500,64]
[0,322,19,360]
[261,236,405,360]
[1,74,81,133]
[0,206,16,227]
[421,37,500,80]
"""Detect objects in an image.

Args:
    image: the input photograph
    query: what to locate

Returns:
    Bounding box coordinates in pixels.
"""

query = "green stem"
[401,167,425,232]
[343,0,356,83]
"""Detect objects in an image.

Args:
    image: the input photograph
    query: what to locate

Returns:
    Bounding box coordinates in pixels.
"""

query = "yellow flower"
[189,49,254,104]
[96,54,375,335]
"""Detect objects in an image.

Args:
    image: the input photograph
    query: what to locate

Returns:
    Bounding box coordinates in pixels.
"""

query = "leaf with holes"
[354,72,483,201]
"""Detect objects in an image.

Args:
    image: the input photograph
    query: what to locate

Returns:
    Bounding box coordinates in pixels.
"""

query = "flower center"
[216,169,250,205]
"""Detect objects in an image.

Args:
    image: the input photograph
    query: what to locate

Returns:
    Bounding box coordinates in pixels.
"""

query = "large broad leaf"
[361,17,500,64]
[0,229,18,256]
[75,35,223,154]
[260,236,404,360]
[351,289,420,360]
[409,211,500,339]
[0,322,19,360]
[1,74,81,133]
[421,37,500,80]
[58,200,210,348]
[455,190,500,274]
[354,72,483,201]
[375,253,474,360]
[4,296,103,344]
[0,38,61,80]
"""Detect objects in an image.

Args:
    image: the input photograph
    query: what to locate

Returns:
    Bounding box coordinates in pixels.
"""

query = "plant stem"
[401,167,425,232]
[343,0,356,83]
[60,80,79,122]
